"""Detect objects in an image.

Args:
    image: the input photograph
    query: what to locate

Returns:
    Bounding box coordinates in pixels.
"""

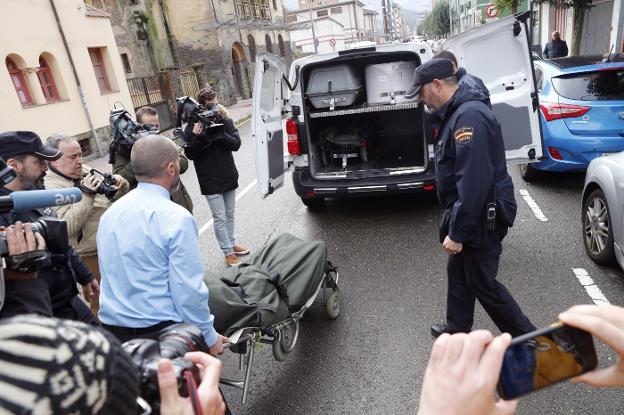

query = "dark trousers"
[446,228,536,337]
[54,296,100,326]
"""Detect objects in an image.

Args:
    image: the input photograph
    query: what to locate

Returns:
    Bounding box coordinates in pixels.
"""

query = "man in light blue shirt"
[97,135,227,354]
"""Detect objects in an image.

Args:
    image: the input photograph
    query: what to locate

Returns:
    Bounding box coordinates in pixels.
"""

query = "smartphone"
[497,322,598,400]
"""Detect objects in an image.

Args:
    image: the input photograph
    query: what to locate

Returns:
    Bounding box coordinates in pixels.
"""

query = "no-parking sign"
[485,4,498,18]
[329,38,336,47]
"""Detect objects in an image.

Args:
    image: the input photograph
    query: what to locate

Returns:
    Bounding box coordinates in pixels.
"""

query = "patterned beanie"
[0,315,139,414]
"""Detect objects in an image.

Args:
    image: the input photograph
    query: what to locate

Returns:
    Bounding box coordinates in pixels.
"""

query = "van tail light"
[548,146,563,160]
[286,118,301,156]
[539,102,590,122]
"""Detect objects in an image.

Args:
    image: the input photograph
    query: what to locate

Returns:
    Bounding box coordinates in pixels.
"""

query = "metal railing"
[127,75,164,108]
[178,70,200,99]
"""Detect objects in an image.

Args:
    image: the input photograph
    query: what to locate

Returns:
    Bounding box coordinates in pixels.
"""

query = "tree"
[534,0,595,55]
[421,1,450,38]
[494,0,520,14]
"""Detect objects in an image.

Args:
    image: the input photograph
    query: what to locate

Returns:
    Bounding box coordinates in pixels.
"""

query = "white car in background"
[582,151,624,271]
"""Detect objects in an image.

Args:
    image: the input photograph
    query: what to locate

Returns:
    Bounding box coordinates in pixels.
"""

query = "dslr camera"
[122,323,208,413]
[77,168,118,200]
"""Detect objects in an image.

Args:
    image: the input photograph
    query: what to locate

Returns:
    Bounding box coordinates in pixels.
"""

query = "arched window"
[37,56,60,102]
[6,57,33,107]
[248,34,257,63]
[265,34,273,54]
[278,34,286,57]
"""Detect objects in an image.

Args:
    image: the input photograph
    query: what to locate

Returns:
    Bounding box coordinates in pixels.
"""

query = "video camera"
[122,323,208,413]
[109,105,159,163]
[77,168,118,200]
[175,96,224,130]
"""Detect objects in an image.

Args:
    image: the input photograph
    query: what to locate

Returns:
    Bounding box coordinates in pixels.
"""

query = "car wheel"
[301,197,325,210]
[583,189,616,266]
[519,163,542,181]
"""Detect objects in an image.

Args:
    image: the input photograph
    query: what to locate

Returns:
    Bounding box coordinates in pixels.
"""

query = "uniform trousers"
[446,226,536,337]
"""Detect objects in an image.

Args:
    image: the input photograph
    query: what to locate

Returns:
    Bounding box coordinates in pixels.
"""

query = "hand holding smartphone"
[497,322,598,400]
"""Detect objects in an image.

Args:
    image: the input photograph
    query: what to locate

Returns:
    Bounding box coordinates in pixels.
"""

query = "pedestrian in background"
[184,87,249,267]
[543,31,568,59]
[406,59,536,338]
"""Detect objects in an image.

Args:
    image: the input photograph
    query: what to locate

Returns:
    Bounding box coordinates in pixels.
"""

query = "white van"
[252,13,544,208]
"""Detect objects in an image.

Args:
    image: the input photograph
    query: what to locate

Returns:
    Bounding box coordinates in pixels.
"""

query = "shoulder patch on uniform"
[454,126,474,144]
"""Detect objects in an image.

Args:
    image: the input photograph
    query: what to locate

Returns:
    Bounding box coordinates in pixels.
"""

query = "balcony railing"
[234,0,272,20]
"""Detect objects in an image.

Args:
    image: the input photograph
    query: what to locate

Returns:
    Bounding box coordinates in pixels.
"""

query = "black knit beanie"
[0,315,139,414]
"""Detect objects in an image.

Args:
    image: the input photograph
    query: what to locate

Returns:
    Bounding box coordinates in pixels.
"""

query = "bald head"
[131,135,179,180]
[552,31,561,40]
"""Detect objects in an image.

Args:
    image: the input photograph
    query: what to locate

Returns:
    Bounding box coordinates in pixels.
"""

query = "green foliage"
[493,0,520,14]
[421,1,450,37]
[533,0,595,11]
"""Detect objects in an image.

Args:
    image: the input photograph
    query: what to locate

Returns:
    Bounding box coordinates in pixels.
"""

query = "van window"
[551,69,624,101]
[260,70,275,112]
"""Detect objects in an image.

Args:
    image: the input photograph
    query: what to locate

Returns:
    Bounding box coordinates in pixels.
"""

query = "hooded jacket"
[434,83,517,248]
[184,117,241,195]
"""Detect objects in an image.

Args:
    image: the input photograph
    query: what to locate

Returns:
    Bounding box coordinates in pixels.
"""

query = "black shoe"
[430,324,457,338]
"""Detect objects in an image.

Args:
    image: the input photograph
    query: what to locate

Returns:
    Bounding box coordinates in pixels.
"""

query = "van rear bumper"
[292,166,437,198]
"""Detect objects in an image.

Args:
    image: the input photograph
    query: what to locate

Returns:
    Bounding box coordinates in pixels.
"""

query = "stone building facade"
[90,0,292,107]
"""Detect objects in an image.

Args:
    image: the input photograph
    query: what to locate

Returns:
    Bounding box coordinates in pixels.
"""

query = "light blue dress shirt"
[97,182,218,347]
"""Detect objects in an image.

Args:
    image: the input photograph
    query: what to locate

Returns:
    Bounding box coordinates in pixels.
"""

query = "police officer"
[406,59,536,338]
[432,50,490,106]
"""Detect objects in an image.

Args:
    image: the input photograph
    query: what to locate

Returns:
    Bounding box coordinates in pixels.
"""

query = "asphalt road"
[181,120,624,414]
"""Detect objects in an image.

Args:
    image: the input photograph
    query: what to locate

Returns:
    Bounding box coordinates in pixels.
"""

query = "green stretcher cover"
[205,233,328,336]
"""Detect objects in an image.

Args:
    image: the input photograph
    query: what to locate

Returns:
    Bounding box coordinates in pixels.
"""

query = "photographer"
[0,131,99,325]
[184,87,249,267]
[44,133,129,315]
[98,135,228,353]
[112,106,194,213]
[0,315,226,414]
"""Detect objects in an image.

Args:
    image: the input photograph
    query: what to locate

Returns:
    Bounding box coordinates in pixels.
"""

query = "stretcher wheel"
[280,320,299,353]
[325,290,340,319]
[272,337,287,361]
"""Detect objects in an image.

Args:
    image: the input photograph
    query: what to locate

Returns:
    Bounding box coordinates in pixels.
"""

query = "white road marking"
[199,179,258,235]
[518,189,548,222]
[572,268,610,305]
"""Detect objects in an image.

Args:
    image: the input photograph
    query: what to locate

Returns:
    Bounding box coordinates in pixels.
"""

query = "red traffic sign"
[485,4,498,18]
[329,38,336,47]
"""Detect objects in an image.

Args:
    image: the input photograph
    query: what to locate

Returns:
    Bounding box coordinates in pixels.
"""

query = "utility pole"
[448,0,453,37]
[307,0,318,54]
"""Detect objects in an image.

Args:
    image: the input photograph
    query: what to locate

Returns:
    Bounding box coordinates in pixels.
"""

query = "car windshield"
[552,68,624,101]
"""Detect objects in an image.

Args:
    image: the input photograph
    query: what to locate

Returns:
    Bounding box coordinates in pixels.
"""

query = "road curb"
[235,114,251,128]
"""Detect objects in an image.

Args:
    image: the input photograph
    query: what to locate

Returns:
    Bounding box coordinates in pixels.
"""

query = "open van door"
[252,53,288,198]
[444,12,544,163]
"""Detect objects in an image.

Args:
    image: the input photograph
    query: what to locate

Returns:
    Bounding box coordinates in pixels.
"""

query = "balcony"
[234,0,272,21]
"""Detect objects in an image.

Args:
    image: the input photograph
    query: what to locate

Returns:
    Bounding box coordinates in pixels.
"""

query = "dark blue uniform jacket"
[456,67,491,107]
[435,84,517,248]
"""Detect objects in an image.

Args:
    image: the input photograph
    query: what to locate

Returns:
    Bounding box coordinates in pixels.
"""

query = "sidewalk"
[88,99,252,171]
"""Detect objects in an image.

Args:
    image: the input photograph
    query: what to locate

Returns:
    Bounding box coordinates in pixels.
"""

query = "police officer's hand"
[559,304,624,388]
[192,123,204,136]
[443,236,463,255]
[2,222,46,281]
[418,330,518,415]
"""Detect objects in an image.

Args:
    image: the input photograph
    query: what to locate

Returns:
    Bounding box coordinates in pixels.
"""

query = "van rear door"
[252,53,288,198]
[444,13,544,163]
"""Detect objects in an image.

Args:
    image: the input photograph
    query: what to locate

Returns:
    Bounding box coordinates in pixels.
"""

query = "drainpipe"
[49,0,103,157]
[157,0,178,67]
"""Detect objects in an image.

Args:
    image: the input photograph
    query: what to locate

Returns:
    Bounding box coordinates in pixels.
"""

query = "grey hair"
[131,135,179,179]
[46,133,76,149]
[441,75,458,86]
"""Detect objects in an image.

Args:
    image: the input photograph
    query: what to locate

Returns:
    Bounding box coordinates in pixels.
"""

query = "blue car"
[520,54,624,181]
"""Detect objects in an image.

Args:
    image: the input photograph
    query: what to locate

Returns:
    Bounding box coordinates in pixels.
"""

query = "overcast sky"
[283,0,432,13]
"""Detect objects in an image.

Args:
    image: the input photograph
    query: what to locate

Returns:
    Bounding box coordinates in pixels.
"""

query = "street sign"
[475,9,483,26]
[329,38,336,47]
[485,4,498,18]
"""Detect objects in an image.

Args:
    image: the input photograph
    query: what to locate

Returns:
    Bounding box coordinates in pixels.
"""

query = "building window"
[248,35,257,62]
[37,56,60,102]
[272,0,277,10]
[120,53,132,73]
[331,7,342,14]
[317,10,328,17]
[6,57,33,107]
[265,34,273,53]
[278,34,286,57]
[88,47,112,93]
